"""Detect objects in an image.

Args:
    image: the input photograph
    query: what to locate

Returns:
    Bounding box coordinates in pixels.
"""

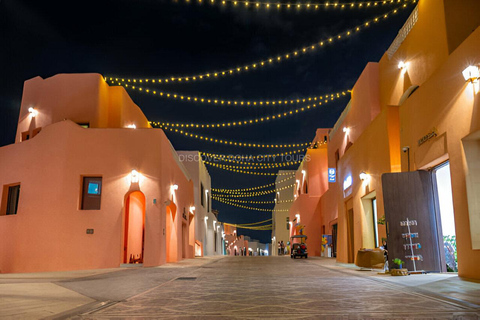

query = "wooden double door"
[382,171,445,272]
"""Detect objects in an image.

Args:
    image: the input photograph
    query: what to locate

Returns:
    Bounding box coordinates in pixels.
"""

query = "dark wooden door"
[332,224,337,258]
[382,171,443,272]
[347,209,355,263]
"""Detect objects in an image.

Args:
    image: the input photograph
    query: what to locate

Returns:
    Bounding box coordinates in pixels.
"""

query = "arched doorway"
[166,201,177,262]
[123,191,146,264]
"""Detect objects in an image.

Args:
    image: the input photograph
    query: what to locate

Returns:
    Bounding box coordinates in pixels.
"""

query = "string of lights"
[205,160,300,170]
[107,4,412,84]
[225,218,272,226]
[213,175,293,193]
[157,124,312,148]
[214,197,293,204]
[106,79,349,108]
[229,224,273,230]
[212,183,295,197]
[148,94,347,129]
[172,0,412,12]
[213,196,290,212]
[201,147,308,161]
[206,156,303,167]
[206,162,297,176]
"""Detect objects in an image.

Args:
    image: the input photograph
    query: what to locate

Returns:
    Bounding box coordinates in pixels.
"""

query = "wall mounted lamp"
[130,170,140,183]
[359,171,370,182]
[463,65,479,83]
[343,127,350,134]
[28,107,38,117]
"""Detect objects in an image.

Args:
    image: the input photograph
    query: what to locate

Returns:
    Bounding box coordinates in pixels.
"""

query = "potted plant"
[393,258,405,269]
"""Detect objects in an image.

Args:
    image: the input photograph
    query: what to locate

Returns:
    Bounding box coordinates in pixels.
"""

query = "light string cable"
[108,3,414,84]
[172,0,413,12]
[158,124,313,148]
[106,76,350,108]
[213,175,294,193]
[201,146,309,161]
[214,197,294,204]
[225,218,272,226]
[212,182,295,197]
[214,196,290,212]
[148,92,349,129]
[205,160,302,170]
[207,162,298,176]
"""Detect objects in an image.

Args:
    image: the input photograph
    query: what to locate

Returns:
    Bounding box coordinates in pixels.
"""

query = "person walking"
[280,241,285,256]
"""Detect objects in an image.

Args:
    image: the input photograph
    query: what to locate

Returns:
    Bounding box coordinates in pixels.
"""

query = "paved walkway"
[0,256,479,319]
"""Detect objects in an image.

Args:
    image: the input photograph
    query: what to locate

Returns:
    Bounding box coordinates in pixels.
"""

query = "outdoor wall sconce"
[130,170,140,183]
[126,124,136,129]
[301,170,306,175]
[462,65,480,83]
[359,171,370,182]
[398,61,409,70]
[171,184,179,192]
[295,213,300,222]
[28,107,38,117]
[190,206,195,212]
[343,127,350,134]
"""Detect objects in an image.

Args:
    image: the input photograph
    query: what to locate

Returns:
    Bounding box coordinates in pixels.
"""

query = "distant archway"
[166,201,177,262]
[123,191,146,264]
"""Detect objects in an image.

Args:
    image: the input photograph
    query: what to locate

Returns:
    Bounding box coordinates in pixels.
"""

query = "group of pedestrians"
[277,240,289,255]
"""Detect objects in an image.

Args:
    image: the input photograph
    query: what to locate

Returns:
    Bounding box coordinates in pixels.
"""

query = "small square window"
[1,184,21,216]
[81,177,102,210]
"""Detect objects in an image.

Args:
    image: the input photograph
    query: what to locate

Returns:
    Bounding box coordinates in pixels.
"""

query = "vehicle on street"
[290,235,308,259]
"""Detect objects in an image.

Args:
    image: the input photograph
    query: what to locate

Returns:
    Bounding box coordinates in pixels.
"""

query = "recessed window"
[21,131,30,142]
[81,177,102,210]
[200,183,205,207]
[1,184,21,216]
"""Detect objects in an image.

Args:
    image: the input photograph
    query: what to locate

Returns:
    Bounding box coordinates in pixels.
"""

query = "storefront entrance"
[123,191,146,264]
[382,167,455,273]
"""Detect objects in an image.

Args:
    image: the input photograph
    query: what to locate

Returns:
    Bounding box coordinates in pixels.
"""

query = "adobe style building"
[293,0,480,280]
[178,151,225,257]
[0,74,196,273]
[270,170,295,256]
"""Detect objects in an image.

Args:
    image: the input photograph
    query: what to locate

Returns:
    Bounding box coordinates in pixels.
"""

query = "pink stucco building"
[0,73,196,273]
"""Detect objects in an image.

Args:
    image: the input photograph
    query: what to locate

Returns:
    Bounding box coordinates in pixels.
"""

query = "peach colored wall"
[332,108,395,263]
[398,27,480,279]
[16,74,150,143]
[288,138,329,257]
[0,74,195,273]
[0,121,194,273]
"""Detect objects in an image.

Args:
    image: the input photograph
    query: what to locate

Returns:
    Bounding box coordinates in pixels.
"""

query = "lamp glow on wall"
[28,107,38,117]
[190,206,195,214]
[171,184,178,192]
[343,127,350,135]
[126,124,136,129]
[295,213,300,223]
[359,171,371,183]
[130,170,140,183]
[463,65,480,94]
[398,61,409,74]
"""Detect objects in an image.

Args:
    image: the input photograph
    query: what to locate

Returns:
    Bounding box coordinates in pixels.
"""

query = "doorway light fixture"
[130,170,140,183]
[28,107,38,117]
[343,127,350,134]
[126,124,136,129]
[359,171,370,182]
[462,65,480,83]
[190,206,195,213]
[398,61,409,70]
[171,184,179,191]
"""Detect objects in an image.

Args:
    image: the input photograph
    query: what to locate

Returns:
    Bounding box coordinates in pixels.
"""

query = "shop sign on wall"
[328,168,336,183]
[418,127,437,146]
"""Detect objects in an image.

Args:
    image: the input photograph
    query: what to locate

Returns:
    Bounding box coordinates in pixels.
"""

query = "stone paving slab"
[78,257,480,319]
[0,282,94,320]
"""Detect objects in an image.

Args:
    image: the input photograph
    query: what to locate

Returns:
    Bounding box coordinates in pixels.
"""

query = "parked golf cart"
[290,235,308,259]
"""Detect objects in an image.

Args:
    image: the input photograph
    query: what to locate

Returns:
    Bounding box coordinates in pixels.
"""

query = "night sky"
[1,0,415,243]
